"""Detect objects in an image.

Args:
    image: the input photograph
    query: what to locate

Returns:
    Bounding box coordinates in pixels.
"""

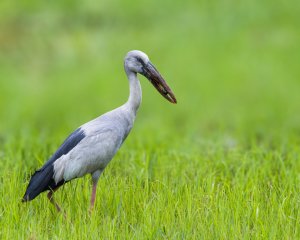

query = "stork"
[22,50,177,212]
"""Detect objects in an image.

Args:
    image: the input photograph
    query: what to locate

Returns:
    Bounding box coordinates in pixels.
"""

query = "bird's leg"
[47,188,62,212]
[89,181,98,212]
[89,170,103,213]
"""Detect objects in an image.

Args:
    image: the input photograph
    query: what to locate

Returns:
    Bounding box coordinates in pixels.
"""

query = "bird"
[22,50,177,212]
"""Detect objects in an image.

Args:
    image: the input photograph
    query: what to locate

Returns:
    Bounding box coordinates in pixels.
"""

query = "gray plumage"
[22,50,177,210]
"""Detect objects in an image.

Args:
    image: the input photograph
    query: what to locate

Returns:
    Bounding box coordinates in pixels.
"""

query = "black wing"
[22,127,86,202]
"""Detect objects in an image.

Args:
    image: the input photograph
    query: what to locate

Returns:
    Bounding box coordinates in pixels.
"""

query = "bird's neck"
[126,71,142,114]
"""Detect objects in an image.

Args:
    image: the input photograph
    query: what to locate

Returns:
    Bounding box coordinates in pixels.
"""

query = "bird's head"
[124,50,177,104]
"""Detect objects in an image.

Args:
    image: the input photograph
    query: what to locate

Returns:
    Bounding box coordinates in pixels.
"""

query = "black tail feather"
[22,128,85,202]
[22,164,63,202]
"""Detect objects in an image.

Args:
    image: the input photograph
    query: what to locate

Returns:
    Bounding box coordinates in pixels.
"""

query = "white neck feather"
[125,71,142,114]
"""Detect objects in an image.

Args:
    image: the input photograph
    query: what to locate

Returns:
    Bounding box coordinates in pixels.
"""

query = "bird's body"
[55,105,134,182]
[22,50,176,211]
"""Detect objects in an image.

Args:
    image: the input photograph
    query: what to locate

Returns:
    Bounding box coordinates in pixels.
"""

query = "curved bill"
[141,62,177,104]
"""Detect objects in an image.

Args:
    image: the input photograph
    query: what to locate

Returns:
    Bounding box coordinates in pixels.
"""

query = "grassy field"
[1,0,300,239]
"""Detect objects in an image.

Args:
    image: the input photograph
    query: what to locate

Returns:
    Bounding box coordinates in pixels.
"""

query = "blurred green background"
[1,0,299,150]
[1,0,300,238]
[1,0,300,151]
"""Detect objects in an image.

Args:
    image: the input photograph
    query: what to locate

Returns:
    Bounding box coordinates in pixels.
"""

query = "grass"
[1,0,300,239]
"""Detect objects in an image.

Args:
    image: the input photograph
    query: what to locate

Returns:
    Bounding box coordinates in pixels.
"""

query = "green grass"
[1,0,300,239]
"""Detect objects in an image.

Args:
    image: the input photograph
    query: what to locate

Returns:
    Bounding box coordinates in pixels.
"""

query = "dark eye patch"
[136,56,146,66]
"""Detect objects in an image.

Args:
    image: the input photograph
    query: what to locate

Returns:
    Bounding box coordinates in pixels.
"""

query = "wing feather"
[22,128,86,201]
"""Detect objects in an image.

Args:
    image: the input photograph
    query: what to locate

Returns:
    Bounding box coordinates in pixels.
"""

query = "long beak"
[142,62,177,104]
